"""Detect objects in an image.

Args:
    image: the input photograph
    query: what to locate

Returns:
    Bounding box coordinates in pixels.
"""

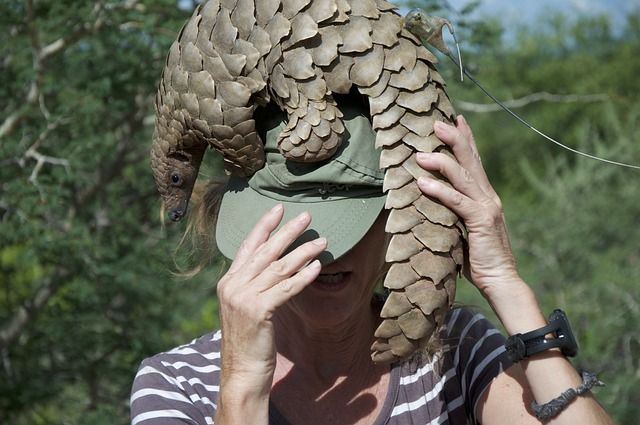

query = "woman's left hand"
[416,116,520,295]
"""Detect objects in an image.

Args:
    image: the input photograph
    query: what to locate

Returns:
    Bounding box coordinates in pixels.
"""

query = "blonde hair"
[171,177,228,279]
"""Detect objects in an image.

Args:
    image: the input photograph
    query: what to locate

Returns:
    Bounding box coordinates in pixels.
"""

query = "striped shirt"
[131,308,512,424]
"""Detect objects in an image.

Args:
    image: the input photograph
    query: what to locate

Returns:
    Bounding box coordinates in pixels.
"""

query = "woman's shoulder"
[437,306,510,376]
[441,306,503,341]
[130,330,222,423]
[136,330,222,378]
[387,307,511,424]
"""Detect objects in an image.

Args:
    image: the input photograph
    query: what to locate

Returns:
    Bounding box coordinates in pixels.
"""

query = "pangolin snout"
[168,208,185,222]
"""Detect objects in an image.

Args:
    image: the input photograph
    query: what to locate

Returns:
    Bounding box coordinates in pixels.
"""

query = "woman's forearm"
[485,278,613,424]
[214,378,270,425]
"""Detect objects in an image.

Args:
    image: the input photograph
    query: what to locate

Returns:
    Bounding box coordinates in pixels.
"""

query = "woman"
[131,101,613,424]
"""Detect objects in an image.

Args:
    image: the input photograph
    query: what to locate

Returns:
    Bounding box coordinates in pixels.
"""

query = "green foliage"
[0,0,220,423]
[445,7,640,423]
[509,105,640,423]
[443,7,640,194]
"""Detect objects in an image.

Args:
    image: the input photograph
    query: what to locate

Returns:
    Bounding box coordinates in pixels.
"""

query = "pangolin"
[150,0,466,364]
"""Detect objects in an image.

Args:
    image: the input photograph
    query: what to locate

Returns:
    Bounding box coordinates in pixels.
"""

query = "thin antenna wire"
[455,40,463,82]
[404,8,639,170]
[446,27,464,82]
[447,55,640,170]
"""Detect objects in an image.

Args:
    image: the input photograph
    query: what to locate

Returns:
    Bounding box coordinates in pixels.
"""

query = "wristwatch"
[504,309,579,363]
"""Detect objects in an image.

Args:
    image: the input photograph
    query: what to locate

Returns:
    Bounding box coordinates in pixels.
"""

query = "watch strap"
[505,310,579,363]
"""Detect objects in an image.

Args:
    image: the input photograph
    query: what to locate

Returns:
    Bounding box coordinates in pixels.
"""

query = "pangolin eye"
[171,173,182,186]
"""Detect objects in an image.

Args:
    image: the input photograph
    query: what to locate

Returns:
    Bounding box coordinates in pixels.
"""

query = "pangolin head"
[150,130,206,222]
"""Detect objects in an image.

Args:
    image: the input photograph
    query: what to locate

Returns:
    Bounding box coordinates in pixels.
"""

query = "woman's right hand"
[214,204,327,423]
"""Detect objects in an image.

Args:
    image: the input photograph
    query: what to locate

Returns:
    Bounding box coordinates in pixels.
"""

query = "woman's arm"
[214,205,327,424]
[416,116,613,424]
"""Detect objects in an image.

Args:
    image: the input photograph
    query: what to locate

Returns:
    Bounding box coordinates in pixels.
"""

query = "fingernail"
[418,176,433,188]
[297,211,310,222]
[417,152,431,160]
[307,259,321,270]
[434,121,451,133]
[270,204,283,213]
[313,237,327,246]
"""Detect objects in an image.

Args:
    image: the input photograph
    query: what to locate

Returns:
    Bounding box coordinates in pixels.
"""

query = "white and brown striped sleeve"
[130,331,222,425]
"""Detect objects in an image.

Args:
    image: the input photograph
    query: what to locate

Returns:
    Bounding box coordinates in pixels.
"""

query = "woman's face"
[283,210,390,330]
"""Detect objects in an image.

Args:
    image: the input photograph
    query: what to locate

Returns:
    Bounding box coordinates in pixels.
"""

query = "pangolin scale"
[150,0,466,363]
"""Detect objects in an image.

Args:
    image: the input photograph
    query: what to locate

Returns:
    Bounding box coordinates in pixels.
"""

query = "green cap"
[216,101,386,264]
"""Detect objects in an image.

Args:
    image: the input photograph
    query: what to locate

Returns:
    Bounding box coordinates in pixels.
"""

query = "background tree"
[0,0,638,423]
[441,5,640,423]
[0,1,219,423]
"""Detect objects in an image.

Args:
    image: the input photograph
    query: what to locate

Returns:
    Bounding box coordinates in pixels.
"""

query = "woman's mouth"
[312,272,350,292]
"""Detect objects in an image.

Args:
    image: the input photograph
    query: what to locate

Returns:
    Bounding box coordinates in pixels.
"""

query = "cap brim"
[216,177,386,264]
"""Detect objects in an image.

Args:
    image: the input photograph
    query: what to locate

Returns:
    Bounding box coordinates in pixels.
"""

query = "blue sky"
[459,0,639,17]
[180,0,639,30]
[443,0,640,36]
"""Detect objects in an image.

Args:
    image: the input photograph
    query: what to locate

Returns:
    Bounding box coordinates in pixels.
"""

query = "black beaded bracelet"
[531,372,605,421]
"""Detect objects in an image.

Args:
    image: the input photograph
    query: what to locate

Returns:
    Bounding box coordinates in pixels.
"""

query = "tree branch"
[0,268,68,350]
[18,118,72,185]
[455,91,610,113]
[0,73,40,140]
[0,1,106,140]
[0,0,150,354]
[38,16,106,63]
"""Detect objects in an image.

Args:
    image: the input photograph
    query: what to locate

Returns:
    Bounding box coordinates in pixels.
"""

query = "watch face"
[551,310,579,357]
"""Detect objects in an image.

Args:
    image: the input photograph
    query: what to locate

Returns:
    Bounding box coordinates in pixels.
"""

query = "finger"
[250,260,323,321]
[221,239,327,327]
[261,250,326,309]
[417,174,482,222]
[239,211,314,279]
[455,115,479,155]
[228,204,285,274]
[434,119,498,199]
[434,120,482,171]
[253,236,328,293]
[417,152,488,203]
[455,116,484,172]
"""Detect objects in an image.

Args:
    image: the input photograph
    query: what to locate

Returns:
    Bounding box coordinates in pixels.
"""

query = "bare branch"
[24,149,70,184]
[0,70,40,140]
[38,18,106,63]
[455,92,610,113]
[18,118,71,184]
[35,0,145,62]
[0,115,23,140]
[0,268,68,350]
[104,0,143,11]
[0,1,105,140]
